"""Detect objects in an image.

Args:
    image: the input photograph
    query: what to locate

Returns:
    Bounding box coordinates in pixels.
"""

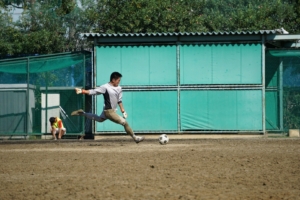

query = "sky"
[6,5,23,21]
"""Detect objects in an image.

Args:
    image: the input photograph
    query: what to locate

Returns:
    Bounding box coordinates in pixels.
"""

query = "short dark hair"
[110,72,122,81]
[49,117,56,125]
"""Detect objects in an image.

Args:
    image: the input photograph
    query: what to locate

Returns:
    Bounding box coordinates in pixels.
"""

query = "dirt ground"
[0,137,299,200]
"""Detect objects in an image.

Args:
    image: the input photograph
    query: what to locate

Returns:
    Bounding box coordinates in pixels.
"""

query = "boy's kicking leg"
[104,109,144,143]
[71,109,106,122]
[71,109,144,143]
[71,109,106,140]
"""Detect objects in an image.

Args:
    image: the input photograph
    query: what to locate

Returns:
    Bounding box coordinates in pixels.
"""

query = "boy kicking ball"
[71,72,144,143]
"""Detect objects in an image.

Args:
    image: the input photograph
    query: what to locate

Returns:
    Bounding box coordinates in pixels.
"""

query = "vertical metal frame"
[26,58,30,136]
[92,43,97,134]
[176,43,181,133]
[262,37,266,135]
[82,53,86,134]
[45,72,49,136]
[279,58,283,132]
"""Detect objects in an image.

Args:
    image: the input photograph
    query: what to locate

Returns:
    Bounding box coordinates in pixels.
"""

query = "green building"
[82,31,300,135]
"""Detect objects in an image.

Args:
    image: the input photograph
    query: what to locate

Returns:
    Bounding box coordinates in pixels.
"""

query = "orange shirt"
[52,117,64,128]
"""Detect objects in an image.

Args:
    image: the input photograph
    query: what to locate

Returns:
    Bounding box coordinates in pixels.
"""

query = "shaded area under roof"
[268,49,300,57]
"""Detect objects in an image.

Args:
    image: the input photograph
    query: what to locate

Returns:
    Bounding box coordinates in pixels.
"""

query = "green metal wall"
[97,91,178,132]
[265,91,279,129]
[180,90,262,130]
[96,45,177,85]
[180,44,262,84]
[95,43,263,133]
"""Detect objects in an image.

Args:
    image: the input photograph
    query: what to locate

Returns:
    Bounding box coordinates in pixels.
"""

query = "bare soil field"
[0,138,299,200]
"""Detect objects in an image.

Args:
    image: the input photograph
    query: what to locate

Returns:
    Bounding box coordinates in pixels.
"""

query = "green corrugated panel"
[266,91,279,130]
[180,43,262,84]
[180,90,262,130]
[96,45,177,86]
[96,91,178,132]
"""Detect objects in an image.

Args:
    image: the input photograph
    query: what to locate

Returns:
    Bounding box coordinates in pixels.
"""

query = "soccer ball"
[159,134,169,145]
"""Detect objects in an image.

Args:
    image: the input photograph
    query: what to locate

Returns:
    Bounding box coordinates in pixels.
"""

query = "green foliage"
[0,0,93,56]
[55,0,76,16]
[0,0,26,9]
[1,0,300,56]
[202,0,298,32]
[87,0,300,34]
[89,0,207,33]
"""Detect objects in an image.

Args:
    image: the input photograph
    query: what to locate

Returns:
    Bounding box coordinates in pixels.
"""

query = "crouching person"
[49,117,66,140]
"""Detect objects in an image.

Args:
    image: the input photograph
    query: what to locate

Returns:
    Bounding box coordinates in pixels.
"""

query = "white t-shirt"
[88,83,122,110]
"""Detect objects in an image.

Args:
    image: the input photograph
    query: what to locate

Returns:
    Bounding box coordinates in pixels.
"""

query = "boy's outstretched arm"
[75,88,90,95]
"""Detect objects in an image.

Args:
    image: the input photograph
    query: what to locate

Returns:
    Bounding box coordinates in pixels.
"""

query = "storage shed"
[82,31,300,135]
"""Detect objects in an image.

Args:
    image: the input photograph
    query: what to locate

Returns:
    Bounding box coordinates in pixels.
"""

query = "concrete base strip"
[94,134,265,141]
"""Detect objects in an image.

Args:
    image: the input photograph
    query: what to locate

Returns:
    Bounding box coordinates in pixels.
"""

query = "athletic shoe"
[53,137,57,140]
[71,109,85,116]
[78,135,84,140]
[134,136,145,144]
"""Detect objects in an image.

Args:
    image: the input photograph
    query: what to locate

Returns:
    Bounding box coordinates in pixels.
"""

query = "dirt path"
[0,138,299,200]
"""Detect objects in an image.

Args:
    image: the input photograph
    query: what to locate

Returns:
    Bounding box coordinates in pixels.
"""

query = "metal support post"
[45,72,49,136]
[279,58,284,132]
[83,53,86,135]
[92,45,96,134]
[176,43,180,134]
[262,37,266,135]
[26,58,30,137]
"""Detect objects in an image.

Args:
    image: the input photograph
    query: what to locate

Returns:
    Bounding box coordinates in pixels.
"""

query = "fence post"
[262,37,266,135]
[176,42,181,134]
[279,58,283,132]
[26,58,30,137]
[83,53,86,135]
[92,45,96,134]
[45,72,48,136]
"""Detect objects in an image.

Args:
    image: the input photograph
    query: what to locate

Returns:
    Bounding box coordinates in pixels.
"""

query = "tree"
[0,0,95,56]
[202,0,298,33]
[1,0,300,57]
[84,0,300,34]
[0,10,24,55]
[88,0,207,33]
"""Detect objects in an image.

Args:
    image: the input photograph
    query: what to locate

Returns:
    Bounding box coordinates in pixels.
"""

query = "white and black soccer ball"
[159,134,169,145]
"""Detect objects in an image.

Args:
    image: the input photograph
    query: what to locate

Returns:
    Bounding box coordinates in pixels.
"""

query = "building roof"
[81,30,300,46]
[81,30,277,38]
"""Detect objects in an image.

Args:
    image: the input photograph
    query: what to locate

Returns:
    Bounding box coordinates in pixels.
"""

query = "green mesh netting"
[0,52,91,136]
[0,52,87,74]
[266,50,300,132]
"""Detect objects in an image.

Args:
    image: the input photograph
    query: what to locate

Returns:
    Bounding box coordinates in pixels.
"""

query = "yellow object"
[52,117,64,129]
